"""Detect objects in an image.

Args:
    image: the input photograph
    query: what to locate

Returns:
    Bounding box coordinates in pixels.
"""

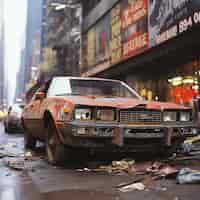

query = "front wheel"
[46,119,70,165]
[24,129,37,150]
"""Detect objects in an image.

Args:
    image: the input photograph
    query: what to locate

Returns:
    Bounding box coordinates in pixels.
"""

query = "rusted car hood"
[59,96,189,110]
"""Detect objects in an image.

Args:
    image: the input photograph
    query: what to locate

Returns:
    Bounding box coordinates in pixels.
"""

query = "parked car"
[22,77,194,164]
[4,103,24,133]
[0,110,6,121]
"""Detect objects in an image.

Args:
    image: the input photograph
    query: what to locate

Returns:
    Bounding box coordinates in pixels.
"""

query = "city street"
[0,122,199,200]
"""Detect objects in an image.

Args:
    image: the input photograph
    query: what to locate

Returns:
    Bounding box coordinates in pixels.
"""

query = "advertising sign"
[111,4,122,64]
[149,0,200,46]
[121,0,149,59]
[87,28,95,67]
[95,14,111,67]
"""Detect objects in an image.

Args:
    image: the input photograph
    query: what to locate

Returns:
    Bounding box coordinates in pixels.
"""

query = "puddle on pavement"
[43,190,120,200]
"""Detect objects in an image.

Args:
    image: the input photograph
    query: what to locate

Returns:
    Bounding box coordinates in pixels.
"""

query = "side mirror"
[35,92,45,100]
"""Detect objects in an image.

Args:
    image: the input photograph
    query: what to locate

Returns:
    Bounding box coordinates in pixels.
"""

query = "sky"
[4,0,27,104]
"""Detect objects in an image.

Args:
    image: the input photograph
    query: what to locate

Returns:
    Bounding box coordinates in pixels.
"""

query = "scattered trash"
[24,150,45,161]
[25,151,33,158]
[5,142,18,148]
[76,159,136,175]
[4,158,25,171]
[146,162,163,173]
[76,168,92,172]
[146,162,178,179]
[118,182,145,192]
[156,166,178,179]
[182,135,200,154]
[177,168,200,184]
[100,159,135,174]
[182,143,193,153]
[116,177,145,188]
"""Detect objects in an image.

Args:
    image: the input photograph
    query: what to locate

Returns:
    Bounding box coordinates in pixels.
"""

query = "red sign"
[121,0,149,59]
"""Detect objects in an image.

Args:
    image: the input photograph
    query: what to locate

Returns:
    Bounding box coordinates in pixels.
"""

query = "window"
[47,78,71,96]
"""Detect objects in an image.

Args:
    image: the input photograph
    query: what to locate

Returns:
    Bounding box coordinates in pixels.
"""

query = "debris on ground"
[76,159,136,175]
[182,135,200,154]
[24,149,45,161]
[118,182,146,192]
[177,168,200,184]
[5,142,18,148]
[4,158,25,171]
[145,161,178,179]
[25,151,33,158]
[76,168,92,172]
[0,151,18,158]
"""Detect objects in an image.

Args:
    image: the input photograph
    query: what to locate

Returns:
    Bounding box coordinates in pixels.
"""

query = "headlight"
[96,109,115,121]
[180,111,191,122]
[163,111,177,122]
[75,108,92,120]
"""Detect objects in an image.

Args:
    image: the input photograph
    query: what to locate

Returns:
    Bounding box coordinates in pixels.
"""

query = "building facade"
[15,50,26,100]
[81,0,200,106]
[0,0,5,110]
[23,0,43,91]
[39,0,84,81]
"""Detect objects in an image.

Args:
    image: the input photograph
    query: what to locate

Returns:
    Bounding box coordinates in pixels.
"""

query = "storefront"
[126,59,200,106]
[81,0,200,107]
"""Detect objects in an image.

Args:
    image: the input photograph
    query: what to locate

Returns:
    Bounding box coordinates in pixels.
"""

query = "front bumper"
[57,121,194,152]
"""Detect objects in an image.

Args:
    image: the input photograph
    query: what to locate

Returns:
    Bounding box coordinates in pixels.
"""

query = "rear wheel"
[46,118,70,165]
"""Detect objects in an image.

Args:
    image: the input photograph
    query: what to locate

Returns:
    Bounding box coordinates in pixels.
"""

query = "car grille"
[120,110,162,124]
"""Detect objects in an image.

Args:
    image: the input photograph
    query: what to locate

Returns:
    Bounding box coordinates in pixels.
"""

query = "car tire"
[24,130,37,150]
[46,119,70,165]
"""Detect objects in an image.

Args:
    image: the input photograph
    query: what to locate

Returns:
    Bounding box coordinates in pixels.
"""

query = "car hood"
[60,96,189,110]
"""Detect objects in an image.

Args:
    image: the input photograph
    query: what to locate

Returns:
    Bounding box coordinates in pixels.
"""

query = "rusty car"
[22,77,194,164]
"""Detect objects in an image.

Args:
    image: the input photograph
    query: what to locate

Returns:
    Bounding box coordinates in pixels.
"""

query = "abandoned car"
[22,77,194,164]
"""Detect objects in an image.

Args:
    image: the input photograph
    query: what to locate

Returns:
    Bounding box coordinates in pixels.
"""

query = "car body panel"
[22,77,194,152]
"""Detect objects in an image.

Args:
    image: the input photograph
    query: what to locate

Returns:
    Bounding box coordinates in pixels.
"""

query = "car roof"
[52,76,122,83]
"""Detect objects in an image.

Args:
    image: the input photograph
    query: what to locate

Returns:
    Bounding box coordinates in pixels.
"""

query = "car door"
[24,85,47,137]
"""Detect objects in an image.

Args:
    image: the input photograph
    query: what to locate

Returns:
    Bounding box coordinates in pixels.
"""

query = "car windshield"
[68,79,140,98]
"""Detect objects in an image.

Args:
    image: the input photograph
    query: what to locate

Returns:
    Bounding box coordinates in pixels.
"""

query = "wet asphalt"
[0,122,199,200]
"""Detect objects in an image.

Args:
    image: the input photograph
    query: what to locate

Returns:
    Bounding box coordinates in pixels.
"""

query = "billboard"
[149,0,200,46]
[121,0,149,59]
[82,0,200,75]
[95,14,111,67]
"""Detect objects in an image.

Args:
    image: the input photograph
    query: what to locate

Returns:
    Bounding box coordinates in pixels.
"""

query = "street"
[0,122,199,200]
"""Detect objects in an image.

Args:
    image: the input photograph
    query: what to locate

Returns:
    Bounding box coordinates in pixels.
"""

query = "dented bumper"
[57,121,194,152]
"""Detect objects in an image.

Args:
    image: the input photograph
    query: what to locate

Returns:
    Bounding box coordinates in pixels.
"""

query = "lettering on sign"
[123,33,148,58]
